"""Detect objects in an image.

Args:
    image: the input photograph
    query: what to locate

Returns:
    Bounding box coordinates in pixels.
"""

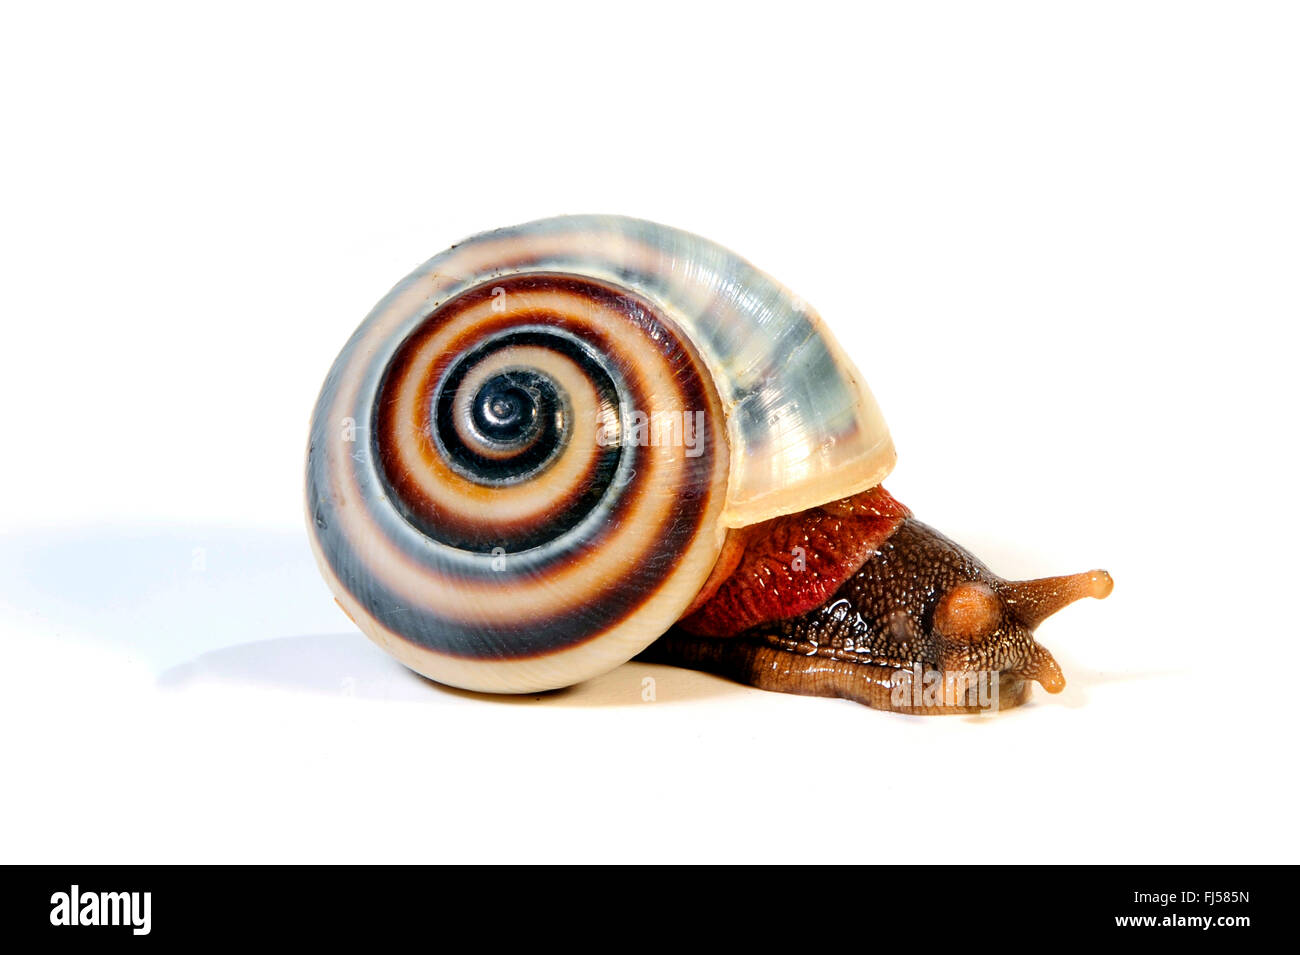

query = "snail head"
[841,517,1113,709]
[931,568,1114,695]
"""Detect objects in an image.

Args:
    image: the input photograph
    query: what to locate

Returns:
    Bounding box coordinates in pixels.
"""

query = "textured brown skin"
[641,512,1107,714]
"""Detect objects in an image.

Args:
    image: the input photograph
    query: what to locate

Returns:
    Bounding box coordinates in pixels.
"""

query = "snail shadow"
[5,523,1166,715]
[158,631,753,707]
[0,522,762,708]
[0,523,343,668]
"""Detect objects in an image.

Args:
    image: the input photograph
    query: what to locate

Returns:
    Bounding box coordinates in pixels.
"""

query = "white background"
[1,2,1296,863]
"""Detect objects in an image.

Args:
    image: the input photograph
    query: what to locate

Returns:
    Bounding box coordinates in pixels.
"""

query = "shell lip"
[720,437,897,528]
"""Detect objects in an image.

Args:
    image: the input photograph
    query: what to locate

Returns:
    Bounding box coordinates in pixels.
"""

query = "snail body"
[307,216,1110,713]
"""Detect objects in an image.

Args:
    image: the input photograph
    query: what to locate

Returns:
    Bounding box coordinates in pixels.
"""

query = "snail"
[306,215,1112,714]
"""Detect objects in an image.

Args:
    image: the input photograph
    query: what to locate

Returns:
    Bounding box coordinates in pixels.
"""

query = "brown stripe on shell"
[374,277,694,547]
[374,278,670,549]
[382,337,619,550]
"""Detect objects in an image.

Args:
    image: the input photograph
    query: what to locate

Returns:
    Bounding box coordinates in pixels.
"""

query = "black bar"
[4,865,1277,943]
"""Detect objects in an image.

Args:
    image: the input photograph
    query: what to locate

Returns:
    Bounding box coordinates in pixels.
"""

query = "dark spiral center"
[399,327,625,552]
[472,375,541,444]
[434,338,581,488]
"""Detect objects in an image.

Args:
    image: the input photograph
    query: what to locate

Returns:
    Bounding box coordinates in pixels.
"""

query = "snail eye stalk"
[1004,571,1114,631]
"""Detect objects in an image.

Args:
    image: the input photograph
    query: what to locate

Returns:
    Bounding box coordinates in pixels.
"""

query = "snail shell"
[306,216,894,693]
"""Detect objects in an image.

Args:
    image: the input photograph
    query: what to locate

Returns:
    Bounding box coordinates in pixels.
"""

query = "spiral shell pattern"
[306,216,894,693]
